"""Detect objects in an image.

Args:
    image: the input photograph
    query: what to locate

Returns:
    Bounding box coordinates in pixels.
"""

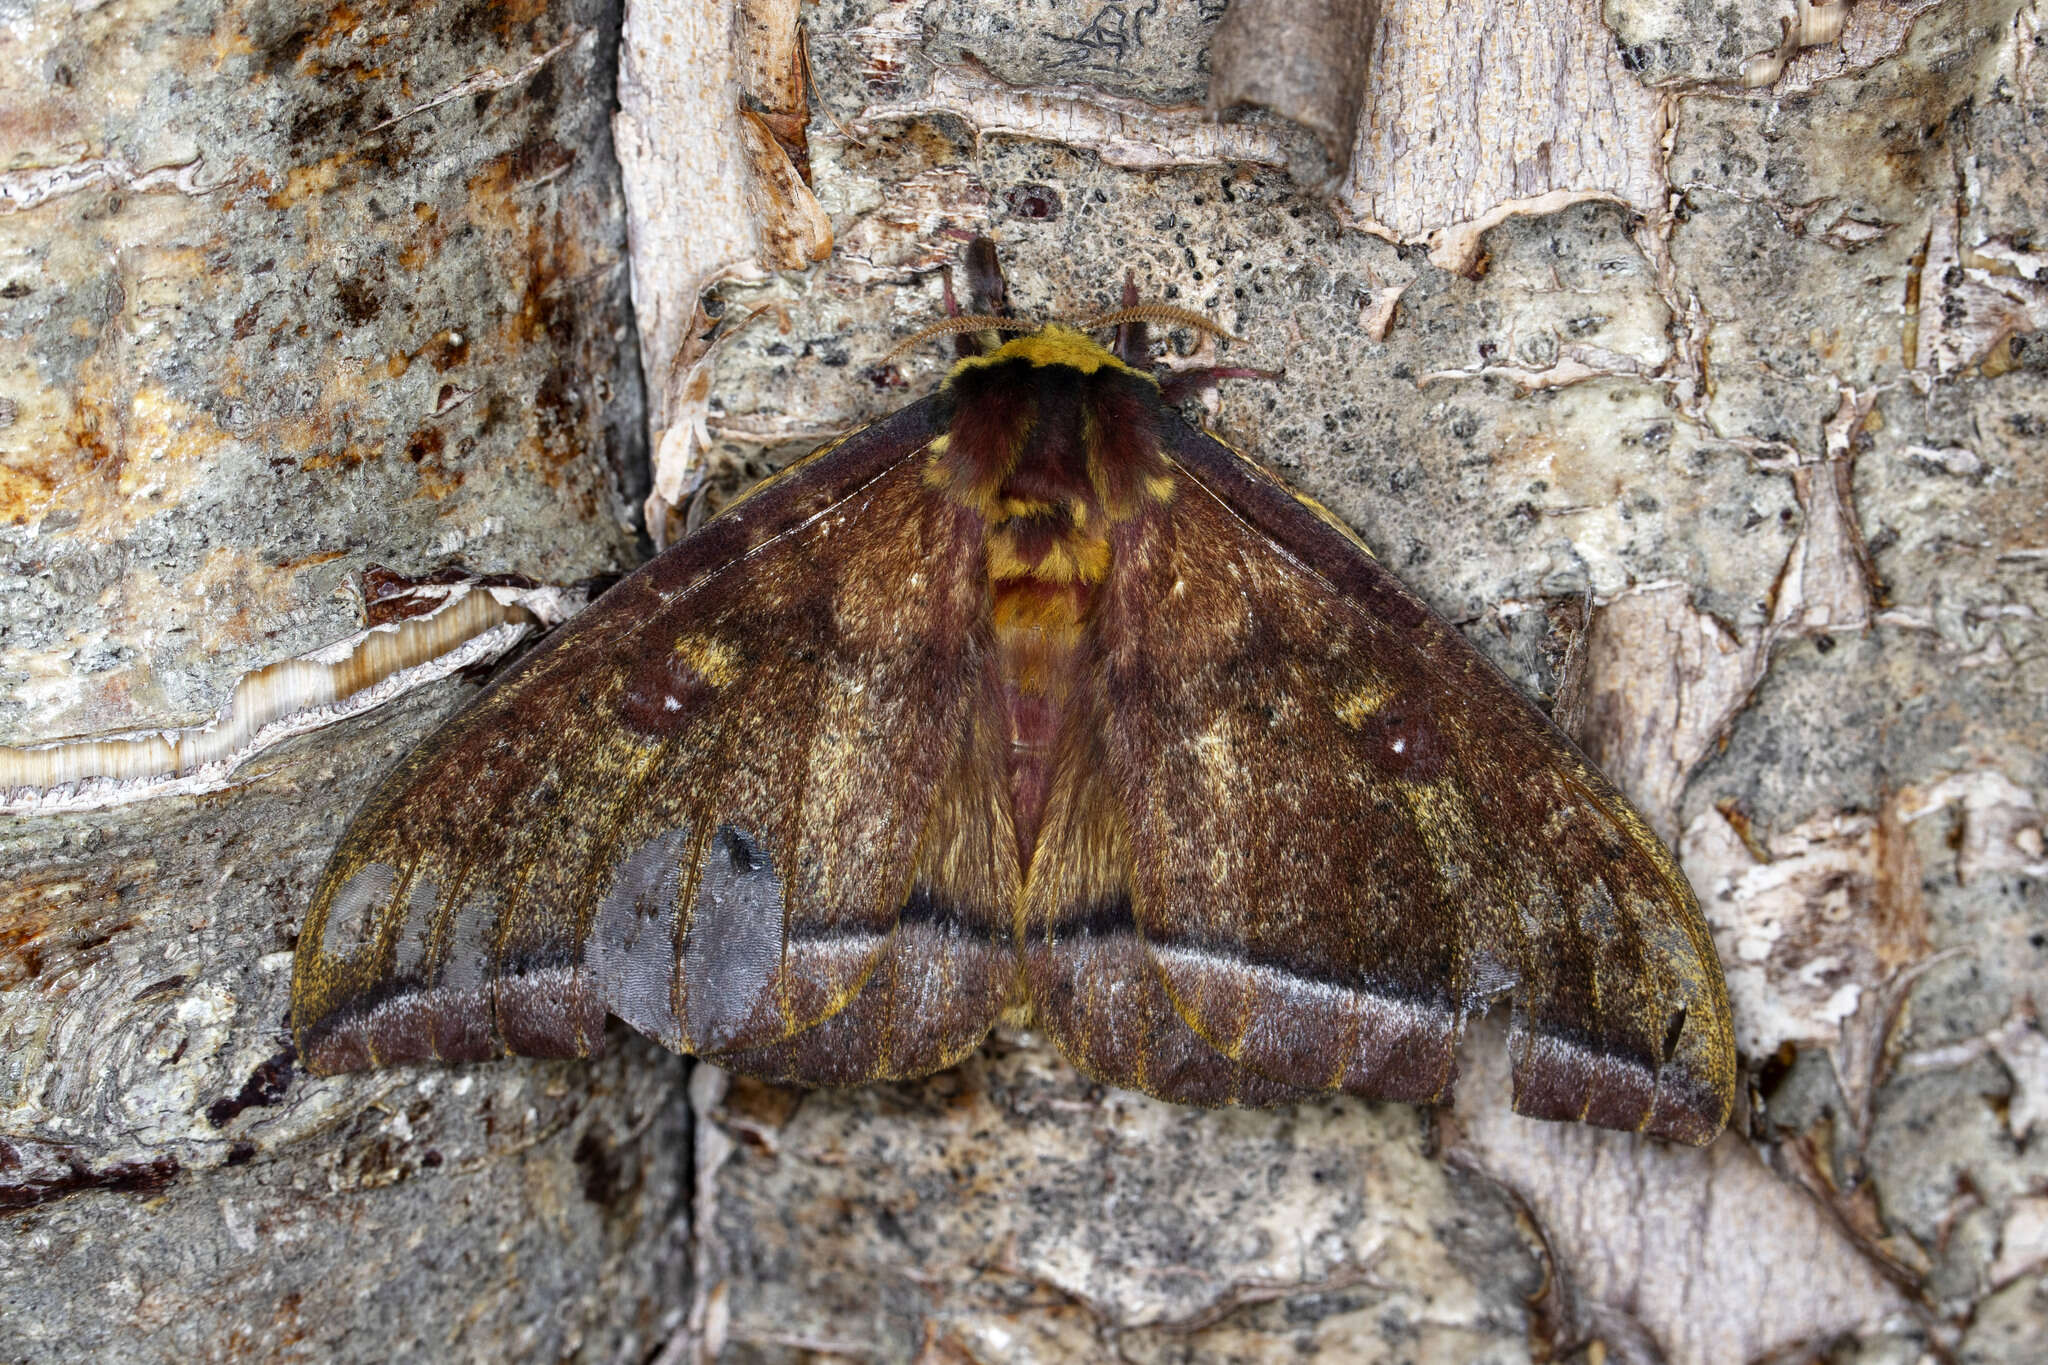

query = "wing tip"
[1509,1025,1735,1146]
[292,968,609,1076]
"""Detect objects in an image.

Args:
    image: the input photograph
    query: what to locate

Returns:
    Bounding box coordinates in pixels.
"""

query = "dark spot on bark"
[448,0,503,48]
[1753,1042,1798,1102]
[131,974,189,1002]
[206,1047,297,1128]
[257,20,319,77]
[536,364,579,446]
[225,1142,257,1167]
[336,275,383,327]
[406,427,444,463]
[524,62,557,115]
[353,1137,398,1183]
[70,401,117,475]
[484,138,576,193]
[1003,183,1063,220]
[433,331,470,370]
[573,1125,625,1207]
[359,128,414,175]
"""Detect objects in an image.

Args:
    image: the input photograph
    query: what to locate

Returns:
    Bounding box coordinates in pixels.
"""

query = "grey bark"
[1,0,683,1360]
[689,2,2048,1361]
[6,0,2047,1363]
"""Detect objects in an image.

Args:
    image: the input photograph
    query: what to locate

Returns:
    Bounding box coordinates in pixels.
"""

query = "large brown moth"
[293,239,1736,1144]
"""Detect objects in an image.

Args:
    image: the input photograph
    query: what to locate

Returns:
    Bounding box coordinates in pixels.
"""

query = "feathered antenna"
[882,314,1035,364]
[1073,304,1245,345]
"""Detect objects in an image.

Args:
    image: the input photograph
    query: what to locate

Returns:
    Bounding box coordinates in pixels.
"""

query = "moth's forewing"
[1070,415,1736,1143]
[293,399,1014,1082]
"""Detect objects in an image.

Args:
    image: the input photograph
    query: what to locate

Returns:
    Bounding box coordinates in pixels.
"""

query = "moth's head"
[888,237,1246,385]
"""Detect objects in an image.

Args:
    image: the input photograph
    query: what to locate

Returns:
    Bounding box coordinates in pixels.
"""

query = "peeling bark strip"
[1911,204,2048,375]
[1750,0,1952,95]
[1338,0,1665,243]
[0,156,231,214]
[1449,1020,1911,1365]
[1683,801,1932,1062]
[737,107,832,269]
[1766,388,1880,640]
[1577,584,1769,842]
[1899,769,2048,885]
[616,0,832,536]
[858,61,1296,172]
[0,584,585,814]
[1739,0,1852,87]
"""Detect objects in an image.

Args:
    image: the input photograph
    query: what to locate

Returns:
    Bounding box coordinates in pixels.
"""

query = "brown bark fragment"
[1210,0,1380,167]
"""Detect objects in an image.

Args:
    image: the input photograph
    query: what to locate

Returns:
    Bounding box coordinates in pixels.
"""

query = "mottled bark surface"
[676,2,2047,1361]
[2,0,682,1360]
[6,0,2046,1362]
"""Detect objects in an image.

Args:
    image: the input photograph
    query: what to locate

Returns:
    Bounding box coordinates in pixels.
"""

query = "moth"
[294,239,1735,1144]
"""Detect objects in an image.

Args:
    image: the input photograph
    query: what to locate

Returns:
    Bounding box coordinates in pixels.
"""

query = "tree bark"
[2,1,684,1360]
[661,2,2048,1361]
[6,1,2046,1362]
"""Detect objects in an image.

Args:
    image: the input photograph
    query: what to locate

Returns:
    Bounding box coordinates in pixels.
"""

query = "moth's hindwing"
[1021,696,1320,1107]
[292,398,1016,1083]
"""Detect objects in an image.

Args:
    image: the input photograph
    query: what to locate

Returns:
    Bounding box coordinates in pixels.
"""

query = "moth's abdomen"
[989,529,1100,858]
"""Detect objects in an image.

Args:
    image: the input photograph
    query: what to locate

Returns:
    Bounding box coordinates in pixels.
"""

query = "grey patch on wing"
[321,863,397,959]
[683,824,785,1054]
[394,875,441,975]
[431,890,502,1062]
[589,827,690,1046]
[441,890,496,991]
[1576,877,1625,946]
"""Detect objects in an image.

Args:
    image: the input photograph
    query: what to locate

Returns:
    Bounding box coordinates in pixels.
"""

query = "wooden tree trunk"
[1,1,685,1360]
[6,0,2045,1362]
